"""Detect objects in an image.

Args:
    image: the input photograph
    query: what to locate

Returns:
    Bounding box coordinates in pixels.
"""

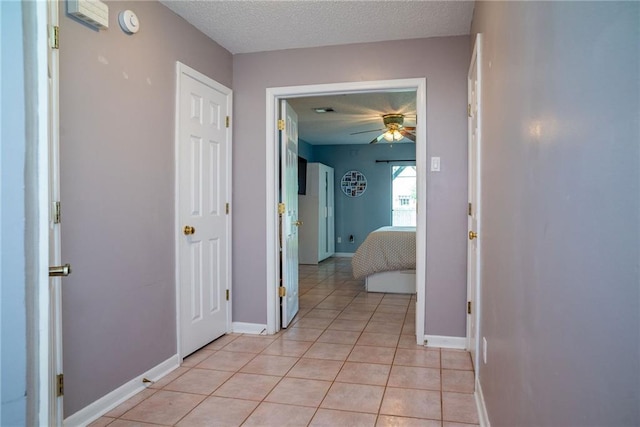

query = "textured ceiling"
[160,0,474,54]
[160,0,473,145]
[288,92,416,145]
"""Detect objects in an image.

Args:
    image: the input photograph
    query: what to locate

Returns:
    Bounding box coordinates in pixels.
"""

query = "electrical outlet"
[337,237,341,243]
[483,337,487,364]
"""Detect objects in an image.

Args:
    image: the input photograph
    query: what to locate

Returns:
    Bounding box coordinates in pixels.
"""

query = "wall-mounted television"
[298,157,308,195]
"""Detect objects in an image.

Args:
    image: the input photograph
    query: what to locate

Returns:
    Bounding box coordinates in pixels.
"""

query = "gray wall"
[233,36,470,336]
[1,2,27,425]
[59,0,232,415]
[471,2,640,425]
[312,143,416,253]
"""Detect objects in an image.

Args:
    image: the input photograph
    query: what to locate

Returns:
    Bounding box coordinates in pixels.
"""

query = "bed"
[351,226,416,294]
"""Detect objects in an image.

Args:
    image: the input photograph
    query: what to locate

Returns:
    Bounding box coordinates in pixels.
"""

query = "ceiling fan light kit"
[383,129,403,141]
[365,113,416,144]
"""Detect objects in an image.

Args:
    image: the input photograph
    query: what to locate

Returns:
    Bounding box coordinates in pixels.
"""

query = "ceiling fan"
[351,114,416,144]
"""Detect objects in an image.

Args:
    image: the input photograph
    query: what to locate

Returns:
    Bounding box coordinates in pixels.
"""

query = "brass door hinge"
[56,374,64,397]
[225,116,230,128]
[277,119,285,131]
[468,202,472,216]
[278,203,285,215]
[278,286,286,297]
[467,301,472,315]
[51,25,59,49]
[226,289,230,301]
[53,201,61,224]
[226,203,230,214]
[467,104,472,117]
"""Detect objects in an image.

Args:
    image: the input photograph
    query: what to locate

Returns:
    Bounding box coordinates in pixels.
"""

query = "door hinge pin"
[277,119,285,131]
[467,301,472,315]
[226,116,230,128]
[468,202,472,216]
[278,203,285,215]
[278,286,286,297]
[51,25,59,49]
[56,374,64,397]
[467,104,471,117]
[226,202,230,214]
[226,289,230,301]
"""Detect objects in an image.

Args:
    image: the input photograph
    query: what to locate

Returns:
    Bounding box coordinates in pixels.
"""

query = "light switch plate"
[431,157,441,172]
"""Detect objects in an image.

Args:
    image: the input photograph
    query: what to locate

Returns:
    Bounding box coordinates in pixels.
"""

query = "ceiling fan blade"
[403,126,416,131]
[400,130,416,142]
[369,133,385,144]
[350,128,385,135]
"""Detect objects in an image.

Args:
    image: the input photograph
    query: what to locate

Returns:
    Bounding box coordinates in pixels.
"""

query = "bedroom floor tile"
[99,257,478,427]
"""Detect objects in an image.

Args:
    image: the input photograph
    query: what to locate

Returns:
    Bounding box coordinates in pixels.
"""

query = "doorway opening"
[266,78,427,344]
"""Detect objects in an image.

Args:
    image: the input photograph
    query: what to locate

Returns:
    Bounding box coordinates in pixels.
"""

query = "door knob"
[49,264,71,277]
[183,225,195,235]
[294,220,303,227]
[468,231,478,240]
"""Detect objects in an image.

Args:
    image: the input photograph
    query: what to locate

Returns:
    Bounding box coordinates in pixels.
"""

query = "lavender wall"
[233,36,470,336]
[471,2,640,425]
[59,0,231,415]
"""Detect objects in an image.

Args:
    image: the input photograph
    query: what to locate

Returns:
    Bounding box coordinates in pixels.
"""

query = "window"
[391,165,416,226]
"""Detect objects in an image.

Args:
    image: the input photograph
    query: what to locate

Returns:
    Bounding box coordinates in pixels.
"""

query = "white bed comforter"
[351,226,416,280]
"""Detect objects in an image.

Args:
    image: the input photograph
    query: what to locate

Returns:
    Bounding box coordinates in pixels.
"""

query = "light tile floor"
[90,257,479,426]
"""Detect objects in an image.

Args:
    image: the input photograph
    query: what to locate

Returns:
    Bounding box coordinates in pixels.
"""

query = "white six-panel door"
[467,34,482,370]
[280,100,300,328]
[177,63,231,357]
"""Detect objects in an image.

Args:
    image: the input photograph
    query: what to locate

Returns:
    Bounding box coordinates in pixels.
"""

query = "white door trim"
[466,33,483,370]
[45,0,63,424]
[265,78,427,343]
[27,0,56,424]
[21,0,56,424]
[174,62,233,361]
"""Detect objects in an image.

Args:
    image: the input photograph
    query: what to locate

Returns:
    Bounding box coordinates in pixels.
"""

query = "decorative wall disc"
[341,170,367,197]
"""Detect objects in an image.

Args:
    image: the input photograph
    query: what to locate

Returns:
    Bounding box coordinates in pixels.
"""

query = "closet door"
[318,164,328,260]
[327,166,335,256]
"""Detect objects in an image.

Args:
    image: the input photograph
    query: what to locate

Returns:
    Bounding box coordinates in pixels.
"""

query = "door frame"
[265,78,427,342]
[466,34,483,369]
[46,0,63,423]
[173,62,233,360]
[22,0,56,424]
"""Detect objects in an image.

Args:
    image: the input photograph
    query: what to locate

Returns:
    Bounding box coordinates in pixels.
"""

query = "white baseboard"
[423,335,466,349]
[475,376,491,427]
[333,252,354,258]
[232,322,268,335]
[64,354,180,427]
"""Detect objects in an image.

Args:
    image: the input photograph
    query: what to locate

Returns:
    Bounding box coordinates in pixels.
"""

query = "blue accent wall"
[312,143,415,253]
[298,139,314,160]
